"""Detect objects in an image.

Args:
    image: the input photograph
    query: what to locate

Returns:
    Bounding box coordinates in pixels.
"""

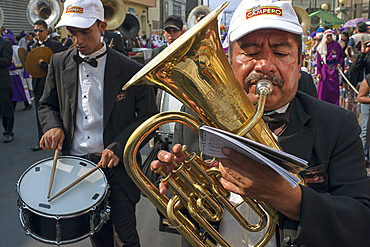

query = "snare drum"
[16,156,109,245]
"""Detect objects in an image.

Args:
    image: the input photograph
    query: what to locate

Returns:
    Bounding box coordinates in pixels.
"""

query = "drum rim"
[16,155,109,218]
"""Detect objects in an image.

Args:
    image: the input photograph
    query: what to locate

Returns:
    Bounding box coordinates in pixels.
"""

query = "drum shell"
[16,156,109,245]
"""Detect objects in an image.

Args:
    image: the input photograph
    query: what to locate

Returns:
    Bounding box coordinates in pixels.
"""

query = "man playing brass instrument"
[152,0,370,246]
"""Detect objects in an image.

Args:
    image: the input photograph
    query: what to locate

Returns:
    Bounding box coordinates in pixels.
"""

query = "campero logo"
[246,6,283,19]
[66,6,84,14]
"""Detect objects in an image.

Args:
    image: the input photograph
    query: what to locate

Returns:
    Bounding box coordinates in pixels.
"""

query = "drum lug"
[55,216,62,245]
[101,206,111,223]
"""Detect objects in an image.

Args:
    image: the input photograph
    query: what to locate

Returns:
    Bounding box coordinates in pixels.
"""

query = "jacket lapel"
[103,48,123,128]
[278,95,314,163]
[62,48,78,122]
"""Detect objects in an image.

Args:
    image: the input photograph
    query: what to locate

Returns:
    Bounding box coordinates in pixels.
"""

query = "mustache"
[244,72,284,92]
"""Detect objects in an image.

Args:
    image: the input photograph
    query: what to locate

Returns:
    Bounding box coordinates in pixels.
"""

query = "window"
[173,1,182,16]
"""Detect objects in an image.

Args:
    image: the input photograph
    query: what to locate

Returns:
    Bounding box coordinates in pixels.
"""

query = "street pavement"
[0,103,181,247]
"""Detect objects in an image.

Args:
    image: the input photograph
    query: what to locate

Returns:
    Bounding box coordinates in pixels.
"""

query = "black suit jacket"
[38,47,158,203]
[277,91,369,247]
[298,71,318,98]
[174,91,370,247]
[104,31,127,55]
[0,37,12,89]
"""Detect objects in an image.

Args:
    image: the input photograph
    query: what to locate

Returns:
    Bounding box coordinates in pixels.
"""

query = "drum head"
[17,156,108,216]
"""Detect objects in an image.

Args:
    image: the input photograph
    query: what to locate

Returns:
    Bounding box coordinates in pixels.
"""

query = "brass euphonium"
[122,2,305,246]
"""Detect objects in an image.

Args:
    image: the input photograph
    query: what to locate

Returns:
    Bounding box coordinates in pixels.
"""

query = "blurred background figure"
[61,37,73,49]
[152,15,184,58]
[16,30,28,49]
[317,29,344,105]
[27,32,35,52]
[30,19,65,151]
[346,21,370,102]
[0,29,14,143]
[51,32,60,41]
[3,30,32,111]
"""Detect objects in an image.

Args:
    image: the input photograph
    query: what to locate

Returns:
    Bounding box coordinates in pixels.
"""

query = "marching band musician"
[152,0,370,246]
[0,29,14,143]
[30,19,65,151]
[37,0,158,246]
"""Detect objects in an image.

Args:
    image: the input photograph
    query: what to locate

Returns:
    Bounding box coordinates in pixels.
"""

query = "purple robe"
[9,63,31,102]
[317,41,344,105]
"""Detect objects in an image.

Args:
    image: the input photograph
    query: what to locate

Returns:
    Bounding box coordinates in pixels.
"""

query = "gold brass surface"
[123,1,305,246]
[25,47,53,78]
[102,0,126,31]
[293,6,311,34]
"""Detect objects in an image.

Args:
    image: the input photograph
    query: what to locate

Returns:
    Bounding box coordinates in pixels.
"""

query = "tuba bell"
[122,1,306,246]
[293,6,311,34]
[118,13,140,39]
[102,0,126,31]
[187,5,213,29]
[26,0,60,27]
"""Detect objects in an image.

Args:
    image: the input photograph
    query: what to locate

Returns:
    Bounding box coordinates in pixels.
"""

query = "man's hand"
[317,74,322,80]
[99,149,120,168]
[40,127,65,150]
[150,144,187,194]
[219,147,302,221]
[361,40,370,54]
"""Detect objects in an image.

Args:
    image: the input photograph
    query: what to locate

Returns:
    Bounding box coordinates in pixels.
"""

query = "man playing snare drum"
[38,0,158,246]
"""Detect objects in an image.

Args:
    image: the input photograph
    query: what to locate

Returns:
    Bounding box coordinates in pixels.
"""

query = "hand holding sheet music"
[199,125,308,188]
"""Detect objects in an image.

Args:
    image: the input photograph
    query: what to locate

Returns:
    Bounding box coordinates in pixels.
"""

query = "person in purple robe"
[317,29,344,105]
[3,30,32,110]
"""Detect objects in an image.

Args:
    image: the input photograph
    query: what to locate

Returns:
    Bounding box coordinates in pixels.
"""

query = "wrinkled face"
[34,24,48,42]
[231,29,302,111]
[163,27,183,44]
[67,21,107,55]
[326,34,333,43]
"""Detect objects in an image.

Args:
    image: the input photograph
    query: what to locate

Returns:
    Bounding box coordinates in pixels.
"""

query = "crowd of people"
[0,0,369,246]
[305,21,370,165]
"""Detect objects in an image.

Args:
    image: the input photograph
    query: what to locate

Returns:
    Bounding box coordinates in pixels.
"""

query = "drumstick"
[48,163,102,202]
[47,149,60,198]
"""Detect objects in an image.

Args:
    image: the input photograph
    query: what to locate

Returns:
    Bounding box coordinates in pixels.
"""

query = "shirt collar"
[264,103,290,115]
[38,37,48,44]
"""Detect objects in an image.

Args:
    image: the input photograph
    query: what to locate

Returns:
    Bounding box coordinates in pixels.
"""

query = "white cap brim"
[56,16,97,29]
[229,17,302,43]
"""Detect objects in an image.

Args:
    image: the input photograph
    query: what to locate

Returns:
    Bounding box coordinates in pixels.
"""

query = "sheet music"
[199,125,308,188]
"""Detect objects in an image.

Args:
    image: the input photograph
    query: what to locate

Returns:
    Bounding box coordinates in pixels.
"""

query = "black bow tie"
[262,112,289,136]
[73,49,107,68]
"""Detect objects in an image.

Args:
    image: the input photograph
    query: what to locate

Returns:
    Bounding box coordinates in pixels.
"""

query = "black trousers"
[0,88,14,136]
[33,78,45,141]
[85,155,140,247]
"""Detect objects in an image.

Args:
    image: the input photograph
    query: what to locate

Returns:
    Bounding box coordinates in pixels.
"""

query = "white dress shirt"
[70,43,107,156]
[217,104,290,247]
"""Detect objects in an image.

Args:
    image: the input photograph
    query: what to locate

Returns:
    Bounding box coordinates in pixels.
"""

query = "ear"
[300,53,304,67]
[100,21,107,34]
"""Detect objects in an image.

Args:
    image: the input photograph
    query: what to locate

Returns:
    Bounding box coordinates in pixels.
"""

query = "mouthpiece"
[256,79,273,96]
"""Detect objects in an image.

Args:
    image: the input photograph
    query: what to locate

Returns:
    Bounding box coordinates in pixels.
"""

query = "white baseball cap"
[229,0,303,43]
[56,0,104,29]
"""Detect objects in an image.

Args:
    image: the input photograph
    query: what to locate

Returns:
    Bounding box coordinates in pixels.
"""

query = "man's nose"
[74,33,84,44]
[254,53,277,75]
